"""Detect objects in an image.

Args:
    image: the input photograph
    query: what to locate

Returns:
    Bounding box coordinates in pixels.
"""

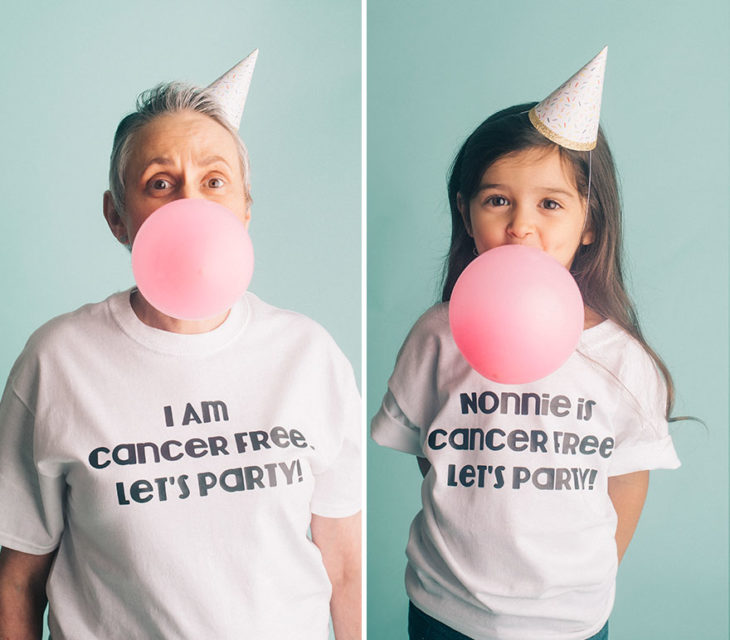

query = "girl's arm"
[0,547,54,639]
[310,511,361,640]
[607,470,649,563]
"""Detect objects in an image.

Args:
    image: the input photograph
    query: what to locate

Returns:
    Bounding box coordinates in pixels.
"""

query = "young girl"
[371,49,680,640]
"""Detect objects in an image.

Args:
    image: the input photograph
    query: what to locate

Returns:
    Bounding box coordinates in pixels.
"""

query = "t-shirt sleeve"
[0,377,65,554]
[310,347,362,519]
[607,344,681,477]
[371,390,423,456]
[370,305,448,457]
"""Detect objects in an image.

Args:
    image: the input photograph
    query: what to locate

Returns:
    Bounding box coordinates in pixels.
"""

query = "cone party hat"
[528,47,607,151]
[207,49,259,129]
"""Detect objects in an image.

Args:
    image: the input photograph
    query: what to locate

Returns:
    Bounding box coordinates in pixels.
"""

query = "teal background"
[367,1,728,639]
[0,1,360,638]
[0,0,361,374]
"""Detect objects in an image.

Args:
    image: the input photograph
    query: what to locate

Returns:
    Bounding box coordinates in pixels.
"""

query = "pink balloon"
[449,245,584,384]
[131,199,254,320]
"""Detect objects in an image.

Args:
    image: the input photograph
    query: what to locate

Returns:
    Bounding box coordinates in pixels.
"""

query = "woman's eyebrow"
[200,155,232,167]
[139,155,232,177]
[137,157,172,181]
[143,155,231,168]
[144,157,173,168]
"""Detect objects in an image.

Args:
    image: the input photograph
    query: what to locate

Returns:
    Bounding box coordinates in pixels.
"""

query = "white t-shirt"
[372,303,679,640]
[0,290,361,640]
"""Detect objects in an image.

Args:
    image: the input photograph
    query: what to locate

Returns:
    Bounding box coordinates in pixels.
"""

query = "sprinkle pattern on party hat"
[528,47,607,151]
[207,49,259,129]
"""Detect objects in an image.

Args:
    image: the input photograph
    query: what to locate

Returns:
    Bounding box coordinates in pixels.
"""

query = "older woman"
[0,56,361,640]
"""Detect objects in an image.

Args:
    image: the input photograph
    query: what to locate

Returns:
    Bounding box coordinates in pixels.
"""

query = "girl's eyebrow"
[537,187,577,198]
[476,183,506,193]
[476,183,577,198]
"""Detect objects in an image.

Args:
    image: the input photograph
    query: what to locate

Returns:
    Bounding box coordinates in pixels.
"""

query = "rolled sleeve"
[371,389,423,456]
[608,433,681,477]
[608,345,681,476]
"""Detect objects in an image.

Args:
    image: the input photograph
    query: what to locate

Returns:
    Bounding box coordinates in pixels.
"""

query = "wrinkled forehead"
[128,111,241,168]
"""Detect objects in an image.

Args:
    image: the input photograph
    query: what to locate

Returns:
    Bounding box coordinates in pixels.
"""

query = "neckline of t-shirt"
[579,318,620,346]
[439,301,620,345]
[107,288,250,356]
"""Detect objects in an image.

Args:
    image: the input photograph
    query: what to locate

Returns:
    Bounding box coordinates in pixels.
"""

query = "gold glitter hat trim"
[528,108,597,151]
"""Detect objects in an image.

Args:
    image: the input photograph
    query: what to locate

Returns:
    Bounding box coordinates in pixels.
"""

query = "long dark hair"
[442,103,676,416]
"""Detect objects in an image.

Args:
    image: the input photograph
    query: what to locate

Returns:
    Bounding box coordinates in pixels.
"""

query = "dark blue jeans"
[408,602,609,640]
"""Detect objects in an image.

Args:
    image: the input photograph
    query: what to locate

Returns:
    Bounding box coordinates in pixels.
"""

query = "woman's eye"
[485,195,508,207]
[542,199,561,210]
[207,177,225,188]
[150,178,172,191]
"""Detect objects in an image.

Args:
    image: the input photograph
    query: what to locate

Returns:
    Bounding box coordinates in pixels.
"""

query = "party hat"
[528,47,607,151]
[207,49,259,129]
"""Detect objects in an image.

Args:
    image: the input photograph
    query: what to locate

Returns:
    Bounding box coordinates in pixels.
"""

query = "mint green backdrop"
[0,0,360,370]
[0,1,359,638]
[367,1,728,639]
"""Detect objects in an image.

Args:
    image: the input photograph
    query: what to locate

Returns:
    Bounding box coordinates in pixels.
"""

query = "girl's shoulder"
[580,319,649,364]
[578,320,668,405]
[408,302,450,337]
[395,302,454,360]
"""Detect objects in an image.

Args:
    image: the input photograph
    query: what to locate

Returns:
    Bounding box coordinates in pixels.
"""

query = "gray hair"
[108,82,251,214]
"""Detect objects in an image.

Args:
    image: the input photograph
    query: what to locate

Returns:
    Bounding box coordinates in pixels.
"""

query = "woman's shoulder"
[246,291,329,333]
[22,294,120,356]
[6,293,122,393]
[244,291,349,356]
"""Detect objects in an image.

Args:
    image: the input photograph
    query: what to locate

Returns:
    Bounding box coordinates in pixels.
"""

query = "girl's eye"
[542,199,561,210]
[207,177,225,189]
[485,195,508,207]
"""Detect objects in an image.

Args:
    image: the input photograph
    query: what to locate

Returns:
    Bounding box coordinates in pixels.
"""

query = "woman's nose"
[178,182,202,201]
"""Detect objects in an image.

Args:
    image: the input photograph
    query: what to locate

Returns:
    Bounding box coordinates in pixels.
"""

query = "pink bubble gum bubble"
[131,199,254,320]
[449,245,584,384]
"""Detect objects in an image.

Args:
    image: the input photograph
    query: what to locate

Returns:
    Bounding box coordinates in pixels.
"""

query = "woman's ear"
[103,191,129,245]
[457,192,473,237]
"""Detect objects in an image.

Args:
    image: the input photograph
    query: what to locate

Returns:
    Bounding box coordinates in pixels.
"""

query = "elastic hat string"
[583,149,593,231]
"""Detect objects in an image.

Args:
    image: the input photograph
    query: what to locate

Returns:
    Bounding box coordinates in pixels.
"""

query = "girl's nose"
[507,206,535,239]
